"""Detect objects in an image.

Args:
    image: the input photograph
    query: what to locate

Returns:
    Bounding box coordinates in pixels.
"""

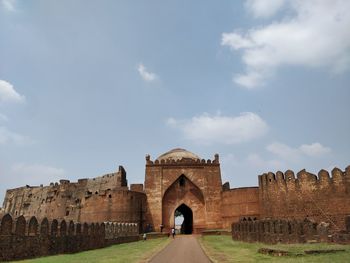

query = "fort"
[1,148,350,259]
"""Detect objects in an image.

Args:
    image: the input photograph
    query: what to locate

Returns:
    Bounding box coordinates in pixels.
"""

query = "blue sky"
[1,0,349,202]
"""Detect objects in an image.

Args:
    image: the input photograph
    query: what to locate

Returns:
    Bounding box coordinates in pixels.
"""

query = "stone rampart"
[232,216,350,244]
[259,166,350,230]
[0,214,139,262]
[1,166,146,230]
[221,187,260,229]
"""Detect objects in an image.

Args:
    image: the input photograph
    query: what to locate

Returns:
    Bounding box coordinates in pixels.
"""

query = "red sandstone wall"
[221,187,260,229]
[80,190,146,226]
[2,167,145,229]
[144,157,223,232]
[259,166,350,230]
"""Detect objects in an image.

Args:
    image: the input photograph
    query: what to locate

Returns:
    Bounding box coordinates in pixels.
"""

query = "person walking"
[171,227,175,238]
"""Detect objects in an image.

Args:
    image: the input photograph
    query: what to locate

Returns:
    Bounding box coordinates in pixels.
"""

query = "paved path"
[149,235,211,263]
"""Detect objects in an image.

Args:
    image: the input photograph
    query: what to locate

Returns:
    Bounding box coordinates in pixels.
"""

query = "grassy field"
[200,235,350,263]
[18,238,170,263]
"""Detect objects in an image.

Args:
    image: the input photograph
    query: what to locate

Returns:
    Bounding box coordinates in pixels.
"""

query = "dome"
[156,148,200,162]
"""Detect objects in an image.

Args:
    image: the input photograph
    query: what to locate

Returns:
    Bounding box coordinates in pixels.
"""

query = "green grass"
[18,238,171,263]
[200,235,350,263]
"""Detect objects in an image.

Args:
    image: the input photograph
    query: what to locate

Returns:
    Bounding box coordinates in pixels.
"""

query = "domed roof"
[156,148,200,162]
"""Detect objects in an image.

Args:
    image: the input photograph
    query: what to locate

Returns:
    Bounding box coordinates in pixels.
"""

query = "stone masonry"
[1,148,349,236]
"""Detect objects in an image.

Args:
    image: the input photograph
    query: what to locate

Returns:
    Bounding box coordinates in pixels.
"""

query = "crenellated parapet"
[259,165,350,191]
[232,216,350,244]
[0,213,140,261]
[145,153,220,167]
[258,165,350,230]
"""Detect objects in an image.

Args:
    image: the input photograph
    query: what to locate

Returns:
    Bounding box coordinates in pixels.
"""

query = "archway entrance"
[174,204,193,234]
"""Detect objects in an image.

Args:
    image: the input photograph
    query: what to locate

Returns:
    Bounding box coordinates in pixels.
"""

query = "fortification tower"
[144,148,223,233]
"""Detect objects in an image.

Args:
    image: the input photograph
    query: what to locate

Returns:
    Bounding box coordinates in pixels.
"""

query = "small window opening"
[179,176,185,187]
[109,194,112,198]
[66,211,70,216]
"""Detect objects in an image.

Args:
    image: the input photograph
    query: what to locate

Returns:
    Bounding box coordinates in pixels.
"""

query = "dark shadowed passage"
[175,204,193,234]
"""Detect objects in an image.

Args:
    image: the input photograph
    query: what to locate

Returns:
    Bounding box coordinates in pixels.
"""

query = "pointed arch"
[162,174,206,233]
[60,220,67,236]
[163,174,204,204]
[15,215,26,235]
[0,214,13,235]
[28,216,39,236]
[51,219,58,236]
[40,218,49,236]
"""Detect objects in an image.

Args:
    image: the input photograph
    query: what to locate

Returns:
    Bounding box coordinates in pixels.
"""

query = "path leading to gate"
[149,235,211,263]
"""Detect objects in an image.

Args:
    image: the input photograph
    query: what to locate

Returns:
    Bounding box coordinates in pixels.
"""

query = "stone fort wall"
[221,186,260,229]
[0,213,139,261]
[2,166,146,231]
[259,166,350,230]
[1,152,349,237]
[232,216,350,244]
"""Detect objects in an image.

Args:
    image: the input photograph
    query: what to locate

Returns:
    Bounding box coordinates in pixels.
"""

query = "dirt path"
[149,235,211,263]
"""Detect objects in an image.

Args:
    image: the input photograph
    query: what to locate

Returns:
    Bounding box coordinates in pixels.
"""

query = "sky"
[0,0,349,202]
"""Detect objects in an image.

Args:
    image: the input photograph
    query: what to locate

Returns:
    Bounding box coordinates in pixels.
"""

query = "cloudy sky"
[1,0,349,202]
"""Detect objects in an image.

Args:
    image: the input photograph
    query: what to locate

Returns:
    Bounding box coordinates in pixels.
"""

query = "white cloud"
[267,141,331,160]
[137,63,158,82]
[167,112,268,145]
[234,71,265,89]
[222,0,350,88]
[245,0,287,18]
[299,142,331,157]
[0,80,25,103]
[1,0,16,12]
[266,142,300,161]
[222,32,254,50]
[247,153,284,170]
[6,163,65,189]
[0,126,32,145]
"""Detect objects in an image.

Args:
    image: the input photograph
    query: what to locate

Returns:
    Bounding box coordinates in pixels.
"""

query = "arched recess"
[15,216,26,235]
[162,174,206,233]
[175,203,193,234]
[28,216,38,236]
[40,218,49,236]
[51,219,58,236]
[0,214,13,235]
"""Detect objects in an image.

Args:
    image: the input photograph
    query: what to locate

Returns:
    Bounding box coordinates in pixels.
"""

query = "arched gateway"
[175,204,193,234]
[144,148,224,233]
[162,173,205,234]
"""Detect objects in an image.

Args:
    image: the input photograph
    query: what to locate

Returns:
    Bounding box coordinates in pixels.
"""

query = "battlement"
[259,165,350,190]
[145,153,220,166]
[0,213,139,261]
[258,165,350,230]
[232,216,350,244]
